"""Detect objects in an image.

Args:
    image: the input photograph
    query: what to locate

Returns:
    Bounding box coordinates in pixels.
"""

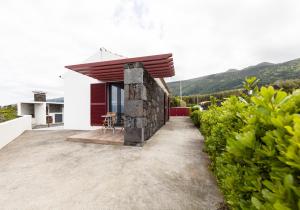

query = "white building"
[63,48,123,130]
[64,48,172,131]
[17,91,64,126]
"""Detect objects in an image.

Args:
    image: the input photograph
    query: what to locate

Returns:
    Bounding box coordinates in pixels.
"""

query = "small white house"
[17,91,64,126]
[63,48,123,130]
[64,47,175,146]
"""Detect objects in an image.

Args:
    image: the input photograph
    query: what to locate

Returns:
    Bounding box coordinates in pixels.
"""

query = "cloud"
[1,0,300,105]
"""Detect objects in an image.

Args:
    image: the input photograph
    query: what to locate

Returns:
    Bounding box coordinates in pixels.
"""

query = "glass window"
[109,83,124,125]
[111,85,118,113]
[121,88,124,113]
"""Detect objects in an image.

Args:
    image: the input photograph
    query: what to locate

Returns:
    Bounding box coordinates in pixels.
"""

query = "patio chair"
[102,118,109,128]
[102,112,116,134]
[119,115,125,133]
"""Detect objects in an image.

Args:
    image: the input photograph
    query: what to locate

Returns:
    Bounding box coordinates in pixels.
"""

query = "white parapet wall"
[0,115,32,150]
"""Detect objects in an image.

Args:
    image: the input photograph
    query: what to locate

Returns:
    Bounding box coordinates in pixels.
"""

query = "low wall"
[170,107,190,116]
[0,115,32,149]
[124,62,165,146]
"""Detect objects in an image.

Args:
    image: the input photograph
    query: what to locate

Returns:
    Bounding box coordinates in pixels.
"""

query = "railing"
[169,107,190,116]
[0,115,32,150]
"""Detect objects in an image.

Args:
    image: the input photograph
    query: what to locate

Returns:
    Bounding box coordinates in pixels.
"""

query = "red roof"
[65,53,175,81]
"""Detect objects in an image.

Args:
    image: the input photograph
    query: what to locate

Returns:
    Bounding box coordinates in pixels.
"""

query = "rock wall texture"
[34,93,46,102]
[124,62,165,146]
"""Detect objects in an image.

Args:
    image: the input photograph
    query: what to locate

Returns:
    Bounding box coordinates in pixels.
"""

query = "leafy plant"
[0,105,17,123]
[190,109,201,127]
[170,96,186,107]
[191,81,300,209]
[243,76,260,97]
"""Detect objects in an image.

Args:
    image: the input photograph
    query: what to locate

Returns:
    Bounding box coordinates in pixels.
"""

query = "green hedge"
[191,86,300,209]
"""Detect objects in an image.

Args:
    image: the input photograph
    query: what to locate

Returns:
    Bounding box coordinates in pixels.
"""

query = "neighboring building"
[17,92,64,126]
[64,48,175,146]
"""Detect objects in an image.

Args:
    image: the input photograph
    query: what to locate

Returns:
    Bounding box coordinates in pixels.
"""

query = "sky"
[1,0,300,105]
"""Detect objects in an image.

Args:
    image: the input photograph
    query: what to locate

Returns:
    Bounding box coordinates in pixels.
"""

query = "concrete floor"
[0,117,223,210]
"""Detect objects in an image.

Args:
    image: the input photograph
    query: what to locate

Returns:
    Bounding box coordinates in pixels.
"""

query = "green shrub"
[190,110,201,127]
[170,96,187,107]
[191,105,200,112]
[0,106,17,123]
[199,87,300,209]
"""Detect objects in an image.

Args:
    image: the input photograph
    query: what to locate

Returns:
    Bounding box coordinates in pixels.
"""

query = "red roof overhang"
[65,53,175,81]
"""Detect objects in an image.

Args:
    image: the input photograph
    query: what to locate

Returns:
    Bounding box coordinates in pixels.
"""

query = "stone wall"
[34,92,46,102]
[124,62,165,146]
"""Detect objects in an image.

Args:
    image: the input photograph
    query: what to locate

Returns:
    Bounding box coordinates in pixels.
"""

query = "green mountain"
[168,58,300,96]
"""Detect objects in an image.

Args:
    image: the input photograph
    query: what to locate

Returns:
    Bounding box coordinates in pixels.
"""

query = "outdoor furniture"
[120,115,125,133]
[101,112,116,134]
[46,116,53,127]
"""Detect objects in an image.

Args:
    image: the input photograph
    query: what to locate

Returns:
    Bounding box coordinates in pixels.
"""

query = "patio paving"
[0,117,223,209]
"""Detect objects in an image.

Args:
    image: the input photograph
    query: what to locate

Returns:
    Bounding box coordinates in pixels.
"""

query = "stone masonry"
[33,91,46,102]
[124,62,165,146]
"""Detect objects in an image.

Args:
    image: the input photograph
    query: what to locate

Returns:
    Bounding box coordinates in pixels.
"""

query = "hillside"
[168,58,300,96]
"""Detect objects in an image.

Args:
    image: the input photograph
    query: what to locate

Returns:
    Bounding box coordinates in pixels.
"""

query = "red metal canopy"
[65,53,175,81]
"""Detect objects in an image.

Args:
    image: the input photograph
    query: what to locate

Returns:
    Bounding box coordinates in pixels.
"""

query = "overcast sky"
[1,0,300,105]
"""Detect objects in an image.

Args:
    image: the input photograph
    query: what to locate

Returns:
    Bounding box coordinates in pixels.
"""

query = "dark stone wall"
[124,62,165,146]
[34,93,46,102]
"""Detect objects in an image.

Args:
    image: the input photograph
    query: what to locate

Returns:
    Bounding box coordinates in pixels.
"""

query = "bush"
[190,110,201,127]
[170,96,187,107]
[0,105,17,123]
[197,87,300,209]
[191,105,200,112]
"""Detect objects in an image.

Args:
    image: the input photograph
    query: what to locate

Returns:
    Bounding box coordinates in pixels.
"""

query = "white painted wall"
[17,103,36,124]
[0,115,32,150]
[154,78,170,96]
[34,103,46,125]
[64,70,100,130]
[19,103,34,115]
[17,103,21,116]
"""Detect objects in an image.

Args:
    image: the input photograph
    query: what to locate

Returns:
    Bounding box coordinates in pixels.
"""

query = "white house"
[17,91,64,126]
[63,47,175,146]
[63,48,124,130]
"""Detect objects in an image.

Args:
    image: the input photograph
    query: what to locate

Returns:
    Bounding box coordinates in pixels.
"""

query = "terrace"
[0,117,223,209]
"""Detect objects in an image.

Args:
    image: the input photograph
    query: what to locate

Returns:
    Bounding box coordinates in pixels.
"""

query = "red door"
[91,83,107,125]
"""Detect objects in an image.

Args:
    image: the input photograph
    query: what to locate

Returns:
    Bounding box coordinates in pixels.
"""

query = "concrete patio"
[0,117,223,209]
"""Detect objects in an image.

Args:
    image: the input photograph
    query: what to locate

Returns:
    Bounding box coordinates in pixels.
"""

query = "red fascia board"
[95,75,171,81]
[92,69,174,79]
[94,72,173,81]
[65,53,172,70]
[89,74,171,81]
[71,58,174,73]
[75,60,174,73]
[95,77,124,81]
[87,68,174,78]
[83,65,174,76]
[77,70,174,80]
[151,71,174,76]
